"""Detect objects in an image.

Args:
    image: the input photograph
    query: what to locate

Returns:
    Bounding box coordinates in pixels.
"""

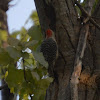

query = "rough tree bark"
[34,0,100,100]
[0,0,14,100]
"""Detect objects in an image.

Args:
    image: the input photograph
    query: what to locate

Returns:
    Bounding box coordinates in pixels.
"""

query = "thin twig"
[90,18,100,30]
[75,1,100,30]
[30,94,33,100]
[83,17,90,23]
[75,1,89,17]
[22,58,28,83]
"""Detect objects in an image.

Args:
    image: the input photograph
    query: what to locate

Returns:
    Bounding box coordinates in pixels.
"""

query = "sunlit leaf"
[5,71,8,78]
[0,30,7,41]
[24,58,33,65]
[10,87,14,93]
[30,11,40,25]
[19,27,29,42]
[10,31,20,38]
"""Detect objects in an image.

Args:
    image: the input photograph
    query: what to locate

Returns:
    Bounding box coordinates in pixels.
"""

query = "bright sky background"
[7,0,36,33]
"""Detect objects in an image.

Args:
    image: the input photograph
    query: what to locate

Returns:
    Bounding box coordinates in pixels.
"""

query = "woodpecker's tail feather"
[48,62,54,77]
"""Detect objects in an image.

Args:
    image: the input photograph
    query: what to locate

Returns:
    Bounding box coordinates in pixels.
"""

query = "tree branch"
[70,24,89,100]
[90,18,100,30]
[75,1,100,30]
[70,1,95,100]
[84,0,96,15]
[22,58,29,83]
[75,1,89,16]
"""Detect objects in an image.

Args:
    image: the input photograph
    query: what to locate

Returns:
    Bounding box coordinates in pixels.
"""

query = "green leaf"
[32,51,48,68]
[32,89,45,100]
[0,30,7,41]
[34,66,47,78]
[23,70,36,83]
[11,27,29,42]
[24,58,33,65]
[27,25,43,41]
[8,37,20,47]
[32,40,42,51]
[0,66,8,79]
[24,40,38,49]
[30,11,40,25]
[37,77,53,89]
[10,31,20,38]
[92,0,99,13]
[6,65,24,88]
[32,77,53,100]
[31,71,40,80]
[22,52,29,59]
[19,81,34,99]
[6,46,22,59]
[0,49,14,65]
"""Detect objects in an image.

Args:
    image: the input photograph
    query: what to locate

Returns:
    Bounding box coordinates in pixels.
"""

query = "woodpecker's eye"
[46,29,52,37]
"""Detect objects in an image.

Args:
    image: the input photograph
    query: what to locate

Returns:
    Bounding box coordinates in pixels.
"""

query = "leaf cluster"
[0,11,52,100]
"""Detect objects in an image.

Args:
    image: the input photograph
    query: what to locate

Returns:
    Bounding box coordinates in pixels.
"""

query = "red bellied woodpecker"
[40,29,58,76]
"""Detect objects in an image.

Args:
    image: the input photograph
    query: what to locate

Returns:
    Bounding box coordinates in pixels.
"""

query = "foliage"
[92,0,99,13]
[75,0,99,16]
[0,11,52,100]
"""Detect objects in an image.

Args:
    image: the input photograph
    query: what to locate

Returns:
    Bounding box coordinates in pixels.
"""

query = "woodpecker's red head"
[46,29,53,38]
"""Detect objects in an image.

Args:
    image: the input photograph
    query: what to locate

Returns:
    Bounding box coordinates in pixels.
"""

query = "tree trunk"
[34,0,100,100]
[0,0,14,100]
